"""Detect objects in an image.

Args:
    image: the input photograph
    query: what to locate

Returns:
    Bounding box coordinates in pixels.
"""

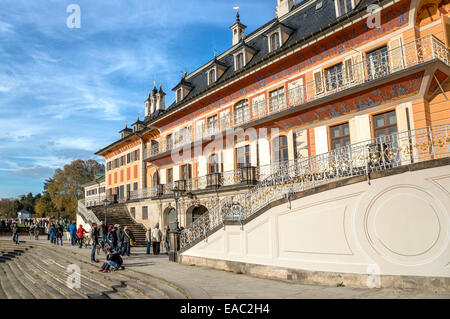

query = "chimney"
[276,0,296,18]
[230,11,247,46]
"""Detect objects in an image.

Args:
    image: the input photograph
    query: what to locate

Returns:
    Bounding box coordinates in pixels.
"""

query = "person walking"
[69,222,77,246]
[115,225,124,253]
[122,226,135,257]
[98,221,107,250]
[106,226,115,248]
[11,223,20,245]
[151,223,162,255]
[146,226,152,255]
[56,223,64,246]
[76,224,87,248]
[90,223,99,263]
[164,225,171,255]
[34,224,40,240]
[49,224,56,244]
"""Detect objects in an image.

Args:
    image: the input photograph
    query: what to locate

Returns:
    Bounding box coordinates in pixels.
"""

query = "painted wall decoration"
[416,0,450,27]
[156,1,411,132]
[273,72,424,130]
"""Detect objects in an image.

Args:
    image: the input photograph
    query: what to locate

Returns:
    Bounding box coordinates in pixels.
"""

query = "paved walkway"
[44,238,449,299]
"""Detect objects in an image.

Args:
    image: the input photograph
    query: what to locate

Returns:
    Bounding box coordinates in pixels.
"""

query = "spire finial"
[214,49,217,58]
[184,68,187,77]
[125,120,128,128]
[137,112,140,121]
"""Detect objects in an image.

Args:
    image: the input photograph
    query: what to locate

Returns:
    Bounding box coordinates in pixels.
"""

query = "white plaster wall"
[183,165,450,278]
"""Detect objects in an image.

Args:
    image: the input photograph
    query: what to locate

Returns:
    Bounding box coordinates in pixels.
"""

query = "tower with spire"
[230,9,247,46]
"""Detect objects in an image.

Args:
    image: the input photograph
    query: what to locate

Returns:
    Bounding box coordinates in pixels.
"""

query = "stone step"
[19,253,85,299]
[3,257,46,299]
[0,263,23,299]
[39,244,187,299]
[36,244,167,299]
[32,247,139,299]
[32,249,114,299]
[12,251,68,299]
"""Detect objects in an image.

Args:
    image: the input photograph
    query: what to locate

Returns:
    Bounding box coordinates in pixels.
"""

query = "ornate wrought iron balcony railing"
[144,35,449,160]
[180,124,450,249]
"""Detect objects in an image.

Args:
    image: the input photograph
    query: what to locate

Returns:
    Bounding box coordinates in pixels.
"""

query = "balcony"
[144,35,449,161]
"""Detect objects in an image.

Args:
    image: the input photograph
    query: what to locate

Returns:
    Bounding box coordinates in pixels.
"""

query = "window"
[208,68,216,85]
[166,134,173,149]
[234,100,250,125]
[330,123,350,150]
[252,96,266,118]
[181,126,192,144]
[133,182,138,191]
[127,153,131,164]
[119,156,124,166]
[142,206,148,220]
[220,111,231,130]
[235,52,244,70]
[152,171,159,186]
[273,136,289,163]
[269,87,285,112]
[207,115,218,135]
[181,164,192,180]
[195,121,204,140]
[313,70,324,95]
[236,145,251,168]
[325,63,344,91]
[208,154,220,174]
[373,111,397,138]
[126,184,131,198]
[167,168,173,184]
[270,32,281,52]
[176,88,183,103]
[134,150,139,161]
[130,207,136,219]
[107,161,111,171]
[366,46,390,81]
[335,0,355,16]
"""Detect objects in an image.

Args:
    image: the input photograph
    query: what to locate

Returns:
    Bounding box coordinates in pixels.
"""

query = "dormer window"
[176,88,183,103]
[235,52,245,70]
[270,32,281,52]
[208,68,216,85]
[264,23,294,53]
[335,0,358,17]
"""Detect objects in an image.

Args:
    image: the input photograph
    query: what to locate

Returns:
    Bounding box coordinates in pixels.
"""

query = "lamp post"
[103,198,109,225]
[169,182,185,262]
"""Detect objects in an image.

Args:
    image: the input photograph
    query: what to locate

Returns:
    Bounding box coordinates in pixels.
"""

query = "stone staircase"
[90,204,147,247]
[0,240,188,299]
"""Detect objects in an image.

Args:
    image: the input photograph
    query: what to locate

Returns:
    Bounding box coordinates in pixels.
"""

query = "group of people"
[145,224,171,255]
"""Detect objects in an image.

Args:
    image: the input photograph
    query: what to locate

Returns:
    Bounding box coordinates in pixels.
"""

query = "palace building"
[80,0,450,288]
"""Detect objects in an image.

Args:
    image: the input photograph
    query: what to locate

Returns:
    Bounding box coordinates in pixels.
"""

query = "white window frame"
[207,67,217,85]
[267,30,282,53]
[176,88,183,103]
[334,0,356,17]
[234,49,246,71]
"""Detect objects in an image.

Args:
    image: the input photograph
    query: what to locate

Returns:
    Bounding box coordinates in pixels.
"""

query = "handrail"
[180,124,450,249]
[145,35,449,160]
[77,199,101,225]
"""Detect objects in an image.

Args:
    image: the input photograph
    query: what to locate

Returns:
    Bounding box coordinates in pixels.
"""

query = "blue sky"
[0,0,276,198]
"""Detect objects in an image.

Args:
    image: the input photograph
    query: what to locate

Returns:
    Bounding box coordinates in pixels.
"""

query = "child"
[99,246,124,273]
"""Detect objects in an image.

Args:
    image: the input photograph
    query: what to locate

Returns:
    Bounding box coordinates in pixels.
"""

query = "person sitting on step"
[99,246,124,273]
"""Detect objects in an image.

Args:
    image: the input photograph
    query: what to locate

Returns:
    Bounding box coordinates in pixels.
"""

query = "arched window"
[208,153,219,174]
[208,68,216,84]
[270,32,280,51]
[235,52,244,70]
[152,171,160,187]
[273,136,289,163]
[234,100,249,125]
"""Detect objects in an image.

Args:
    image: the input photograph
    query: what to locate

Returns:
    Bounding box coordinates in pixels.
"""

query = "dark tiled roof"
[141,0,377,125]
